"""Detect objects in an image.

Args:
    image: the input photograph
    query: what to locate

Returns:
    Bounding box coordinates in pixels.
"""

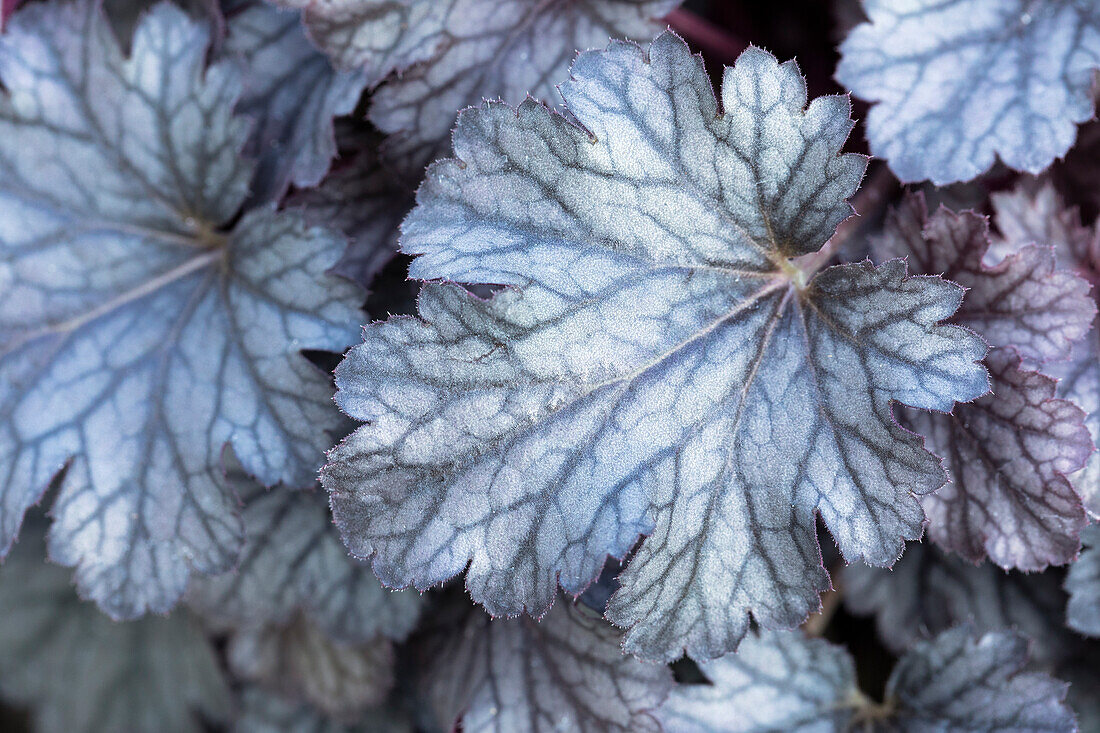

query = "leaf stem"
[665,8,748,63]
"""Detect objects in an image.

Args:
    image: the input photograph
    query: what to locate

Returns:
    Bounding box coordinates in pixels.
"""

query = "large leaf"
[422,600,672,732]
[658,627,1075,732]
[188,461,421,644]
[0,0,363,618]
[837,0,1100,185]
[656,631,859,733]
[225,2,369,202]
[992,180,1100,517]
[874,195,1093,569]
[845,541,1077,666]
[324,33,989,661]
[0,520,230,733]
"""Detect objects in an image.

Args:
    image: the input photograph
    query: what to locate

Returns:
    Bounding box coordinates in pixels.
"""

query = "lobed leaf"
[187,459,422,644]
[837,0,1100,184]
[422,600,672,733]
[874,193,1094,364]
[656,627,1075,732]
[270,0,680,177]
[324,33,988,660]
[992,180,1100,518]
[907,349,1090,569]
[657,630,859,733]
[886,627,1075,731]
[845,540,1077,666]
[0,0,363,617]
[875,195,1093,568]
[286,128,414,288]
[225,2,370,201]
[366,0,681,175]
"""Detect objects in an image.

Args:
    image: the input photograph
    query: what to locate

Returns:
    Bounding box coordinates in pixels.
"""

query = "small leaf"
[422,600,672,733]
[845,540,1077,666]
[187,458,421,644]
[286,128,414,288]
[992,180,1100,518]
[0,0,363,617]
[228,615,396,719]
[907,349,1090,569]
[656,627,1075,732]
[887,627,1075,731]
[874,193,1094,363]
[226,2,370,201]
[1066,525,1100,635]
[874,195,1093,568]
[657,630,860,733]
[0,520,231,733]
[367,0,681,174]
[837,0,1100,184]
[325,34,989,661]
[989,177,1096,267]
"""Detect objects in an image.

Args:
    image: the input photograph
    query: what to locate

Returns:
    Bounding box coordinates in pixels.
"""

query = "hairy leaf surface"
[0,0,362,617]
[657,631,859,733]
[366,0,680,175]
[993,181,1100,518]
[875,195,1093,568]
[837,0,1100,184]
[226,2,369,201]
[658,627,1075,732]
[188,462,421,644]
[423,600,672,733]
[325,34,989,661]
[875,194,1094,363]
[228,615,396,719]
[845,541,1076,665]
[273,0,680,176]
[0,520,230,733]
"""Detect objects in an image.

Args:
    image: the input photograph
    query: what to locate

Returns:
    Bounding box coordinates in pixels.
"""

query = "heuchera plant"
[0,0,1099,730]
